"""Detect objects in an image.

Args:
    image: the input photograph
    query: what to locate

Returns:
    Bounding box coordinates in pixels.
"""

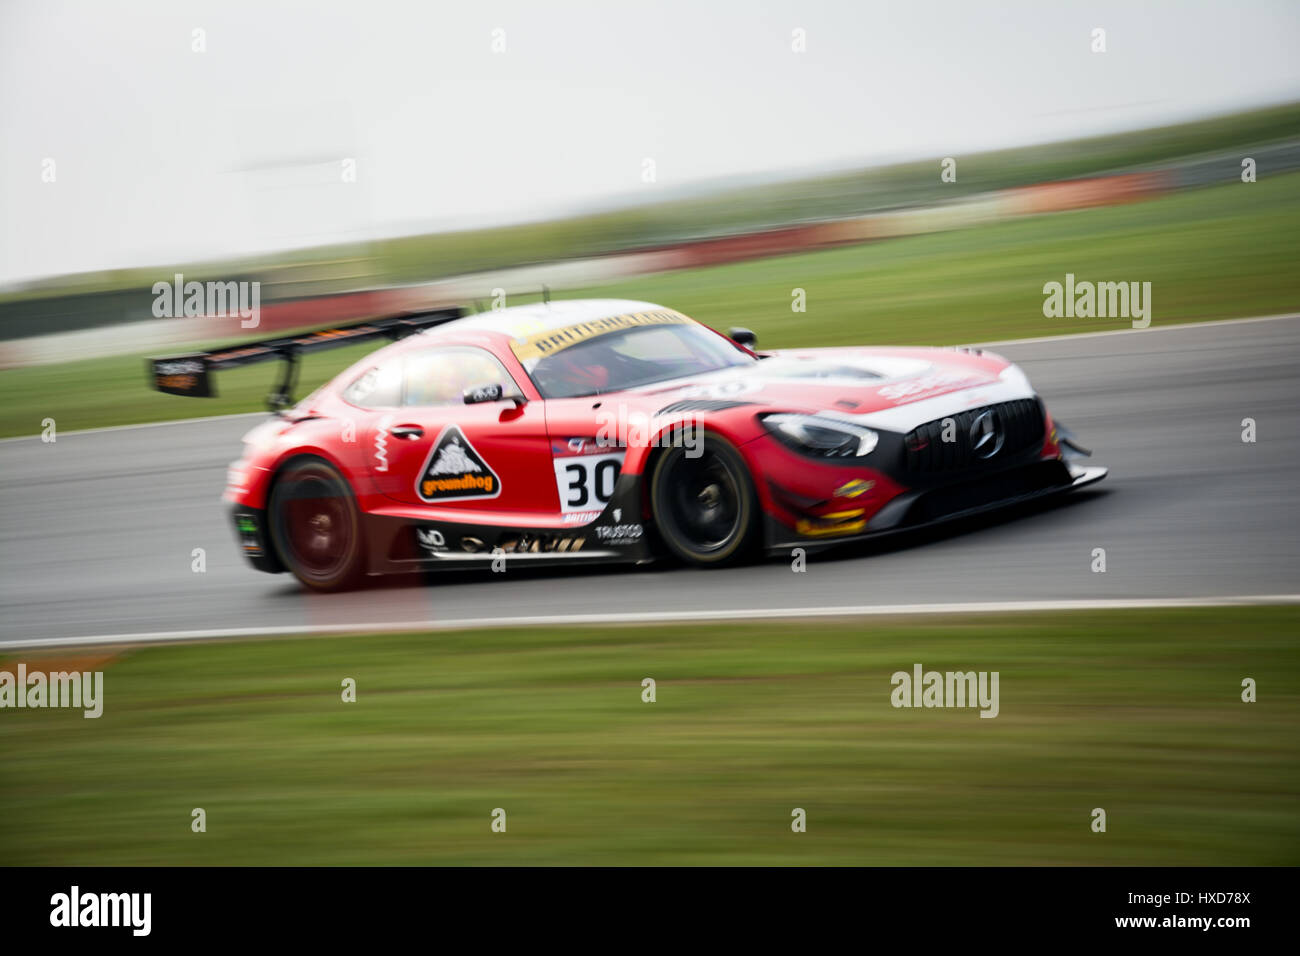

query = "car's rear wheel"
[268,458,365,591]
[649,434,759,565]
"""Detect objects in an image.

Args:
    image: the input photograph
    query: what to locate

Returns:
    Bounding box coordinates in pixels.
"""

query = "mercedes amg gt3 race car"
[149,298,1106,590]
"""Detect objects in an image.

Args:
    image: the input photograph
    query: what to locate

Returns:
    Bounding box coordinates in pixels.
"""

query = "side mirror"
[463,383,524,405]
[728,327,758,349]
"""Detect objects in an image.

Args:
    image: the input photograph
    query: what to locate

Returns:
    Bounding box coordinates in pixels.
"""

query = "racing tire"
[268,458,366,592]
[649,433,760,566]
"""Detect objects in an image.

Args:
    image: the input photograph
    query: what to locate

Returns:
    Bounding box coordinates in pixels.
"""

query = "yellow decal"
[510,310,692,360]
[796,509,868,538]
[833,479,875,499]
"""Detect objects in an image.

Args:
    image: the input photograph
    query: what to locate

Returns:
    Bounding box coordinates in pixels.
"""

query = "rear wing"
[148,307,465,410]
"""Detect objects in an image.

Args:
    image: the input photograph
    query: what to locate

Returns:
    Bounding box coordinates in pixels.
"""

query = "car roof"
[425,298,675,341]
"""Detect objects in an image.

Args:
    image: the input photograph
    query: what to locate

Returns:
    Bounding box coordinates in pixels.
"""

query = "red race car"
[150,298,1106,590]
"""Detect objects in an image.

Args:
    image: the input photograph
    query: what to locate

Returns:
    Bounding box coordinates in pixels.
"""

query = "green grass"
[569,167,1300,349]
[3,170,1298,438]
[2,607,1296,865]
[9,100,1299,301]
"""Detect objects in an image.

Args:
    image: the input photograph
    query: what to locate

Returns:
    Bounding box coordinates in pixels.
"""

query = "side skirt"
[361,474,658,574]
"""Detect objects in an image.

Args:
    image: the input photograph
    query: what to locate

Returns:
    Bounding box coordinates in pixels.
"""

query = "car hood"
[622,346,1032,430]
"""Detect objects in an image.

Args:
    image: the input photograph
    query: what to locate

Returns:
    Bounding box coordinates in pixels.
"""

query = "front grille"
[906,460,1071,524]
[903,399,1044,475]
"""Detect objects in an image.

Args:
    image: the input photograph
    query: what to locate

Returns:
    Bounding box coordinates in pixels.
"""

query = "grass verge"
[1,607,1296,865]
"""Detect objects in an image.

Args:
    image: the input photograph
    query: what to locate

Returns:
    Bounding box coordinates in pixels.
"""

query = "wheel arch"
[638,423,770,547]
[264,451,369,582]
[643,426,765,564]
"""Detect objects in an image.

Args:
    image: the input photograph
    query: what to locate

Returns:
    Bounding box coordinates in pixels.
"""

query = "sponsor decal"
[510,309,691,360]
[833,478,875,499]
[552,437,604,457]
[878,371,984,404]
[235,512,262,555]
[153,358,201,377]
[465,383,505,404]
[373,414,392,472]
[593,522,643,545]
[151,356,214,396]
[416,527,448,553]
[759,358,885,385]
[592,506,643,545]
[561,510,602,524]
[416,425,501,502]
[669,378,761,400]
[496,533,586,554]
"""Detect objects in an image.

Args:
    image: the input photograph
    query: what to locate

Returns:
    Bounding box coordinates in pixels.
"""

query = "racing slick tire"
[268,457,366,592]
[649,433,760,566]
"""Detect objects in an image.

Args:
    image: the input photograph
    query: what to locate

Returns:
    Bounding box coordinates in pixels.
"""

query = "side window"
[403,347,518,407]
[343,359,402,408]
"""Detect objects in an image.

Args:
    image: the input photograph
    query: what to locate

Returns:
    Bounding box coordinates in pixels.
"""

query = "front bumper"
[765,459,1106,552]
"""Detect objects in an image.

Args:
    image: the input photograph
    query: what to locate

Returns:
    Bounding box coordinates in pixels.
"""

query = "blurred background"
[2,1,1298,867]
[2,1,1299,428]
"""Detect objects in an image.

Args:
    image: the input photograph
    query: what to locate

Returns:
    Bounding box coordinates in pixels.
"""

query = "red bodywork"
[223,303,1086,575]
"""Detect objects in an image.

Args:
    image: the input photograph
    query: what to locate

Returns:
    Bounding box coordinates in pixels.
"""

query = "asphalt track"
[2,316,1298,647]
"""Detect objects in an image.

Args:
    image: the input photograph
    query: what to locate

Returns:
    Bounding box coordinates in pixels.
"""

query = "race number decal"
[553,452,623,515]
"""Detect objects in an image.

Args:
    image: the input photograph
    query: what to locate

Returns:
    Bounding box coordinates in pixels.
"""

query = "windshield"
[517,320,755,399]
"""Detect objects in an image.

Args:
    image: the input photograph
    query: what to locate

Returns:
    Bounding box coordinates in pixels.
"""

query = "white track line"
[3,312,1297,443]
[4,595,1297,651]
[0,411,267,444]
[972,310,1300,348]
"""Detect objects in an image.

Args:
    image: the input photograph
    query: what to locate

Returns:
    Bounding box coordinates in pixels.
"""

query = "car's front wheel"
[268,458,365,591]
[649,434,759,566]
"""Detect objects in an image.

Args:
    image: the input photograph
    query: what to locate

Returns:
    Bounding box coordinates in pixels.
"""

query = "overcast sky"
[2,0,1298,285]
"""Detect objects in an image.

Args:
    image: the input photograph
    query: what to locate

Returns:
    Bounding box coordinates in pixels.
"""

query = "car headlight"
[761,413,879,458]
